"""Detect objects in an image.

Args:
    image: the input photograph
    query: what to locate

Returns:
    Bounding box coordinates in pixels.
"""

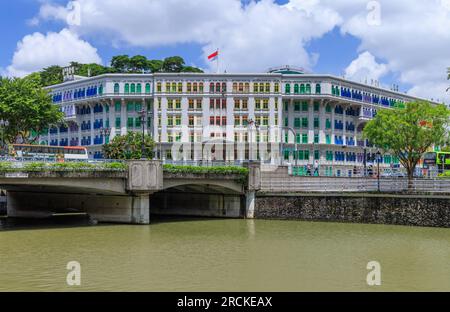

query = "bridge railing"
[260,176,450,194]
[162,160,247,167]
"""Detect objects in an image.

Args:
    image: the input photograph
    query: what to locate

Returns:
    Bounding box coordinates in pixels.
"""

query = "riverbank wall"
[255,193,450,228]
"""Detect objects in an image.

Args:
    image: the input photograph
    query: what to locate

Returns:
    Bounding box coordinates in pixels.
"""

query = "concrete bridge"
[0,161,261,224]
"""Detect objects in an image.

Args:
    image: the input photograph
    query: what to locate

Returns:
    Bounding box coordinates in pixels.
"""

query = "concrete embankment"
[255,193,450,228]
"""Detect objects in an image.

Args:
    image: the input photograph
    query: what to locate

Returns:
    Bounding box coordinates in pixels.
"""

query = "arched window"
[265,83,270,93]
[210,82,215,93]
[216,83,221,93]
[136,83,142,94]
[285,84,291,94]
[171,82,177,93]
[315,84,321,94]
[254,83,259,93]
[130,84,136,93]
[124,83,130,94]
[193,83,198,93]
[222,82,227,93]
[187,82,192,93]
[233,83,238,93]
[99,84,104,95]
[306,84,311,94]
[244,83,250,93]
[239,83,244,93]
[294,84,299,94]
[145,83,151,94]
[300,84,306,94]
[178,82,183,93]
[274,83,280,93]
[259,83,264,93]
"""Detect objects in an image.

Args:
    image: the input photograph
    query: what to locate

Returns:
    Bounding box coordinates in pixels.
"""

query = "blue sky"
[1,0,449,102]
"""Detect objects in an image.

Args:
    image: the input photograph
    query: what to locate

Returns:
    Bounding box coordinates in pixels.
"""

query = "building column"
[109,99,116,141]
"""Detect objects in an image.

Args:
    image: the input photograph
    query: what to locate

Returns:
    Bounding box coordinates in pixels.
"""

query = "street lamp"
[0,120,9,156]
[376,150,382,192]
[139,109,147,160]
[100,127,111,144]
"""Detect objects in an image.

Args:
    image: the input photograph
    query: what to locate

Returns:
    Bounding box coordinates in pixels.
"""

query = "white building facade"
[45,67,430,176]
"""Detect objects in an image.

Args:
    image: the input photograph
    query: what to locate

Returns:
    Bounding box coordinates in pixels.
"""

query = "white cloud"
[6,29,102,77]
[27,0,450,102]
[33,0,341,73]
[345,51,388,83]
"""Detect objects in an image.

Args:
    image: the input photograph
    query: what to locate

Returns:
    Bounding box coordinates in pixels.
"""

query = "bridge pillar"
[131,193,150,225]
[244,161,261,219]
[245,191,256,219]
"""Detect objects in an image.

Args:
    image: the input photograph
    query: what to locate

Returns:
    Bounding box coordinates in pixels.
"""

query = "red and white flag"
[208,50,219,62]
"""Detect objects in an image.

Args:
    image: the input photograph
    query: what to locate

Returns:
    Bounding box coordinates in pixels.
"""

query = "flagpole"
[216,49,220,74]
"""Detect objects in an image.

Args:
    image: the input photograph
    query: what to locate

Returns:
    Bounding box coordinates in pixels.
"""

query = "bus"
[9,144,89,161]
[423,151,450,172]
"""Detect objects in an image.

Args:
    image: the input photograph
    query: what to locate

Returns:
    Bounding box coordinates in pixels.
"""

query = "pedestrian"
[314,160,319,176]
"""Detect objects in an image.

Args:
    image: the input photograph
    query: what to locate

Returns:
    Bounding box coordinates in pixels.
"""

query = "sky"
[1,0,450,103]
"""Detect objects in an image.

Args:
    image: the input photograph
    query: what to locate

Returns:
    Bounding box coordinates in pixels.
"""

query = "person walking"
[314,160,320,177]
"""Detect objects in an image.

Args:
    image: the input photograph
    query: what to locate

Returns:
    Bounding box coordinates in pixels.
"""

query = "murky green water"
[1,216,450,292]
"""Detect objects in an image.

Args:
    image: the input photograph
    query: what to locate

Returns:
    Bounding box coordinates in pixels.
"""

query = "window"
[326,104,332,113]
[274,83,280,93]
[135,117,141,128]
[306,84,311,94]
[127,102,134,112]
[326,134,331,145]
[294,102,300,112]
[114,83,120,94]
[187,83,192,93]
[315,83,321,94]
[326,119,331,129]
[294,118,301,129]
[145,83,151,94]
[253,83,259,93]
[314,134,319,144]
[302,117,308,128]
[284,118,289,127]
[294,84,299,94]
[175,116,181,126]
[314,150,320,160]
[314,102,320,112]
[314,117,320,128]
[157,82,162,92]
[235,116,241,126]
[115,117,121,128]
[115,101,121,112]
[136,83,142,94]
[300,84,306,94]
[262,116,269,126]
[135,103,142,112]
[178,82,183,93]
[285,84,291,94]
[296,134,301,144]
[168,117,174,127]
[302,101,309,112]
[124,83,130,94]
[302,134,308,144]
[265,83,270,93]
[127,118,134,128]
[193,83,198,93]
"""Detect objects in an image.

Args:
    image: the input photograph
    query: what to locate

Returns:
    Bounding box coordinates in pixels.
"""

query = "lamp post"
[376,150,382,192]
[139,109,147,160]
[100,127,111,144]
[0,120,9,156]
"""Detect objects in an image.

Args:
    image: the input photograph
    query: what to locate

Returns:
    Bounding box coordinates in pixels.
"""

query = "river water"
[1,216,450,292]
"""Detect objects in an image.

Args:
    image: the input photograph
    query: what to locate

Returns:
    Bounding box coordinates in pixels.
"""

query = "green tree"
[363,101,450,186]
[181,66,204,73]
[147,59,164,73]
[129,55,149,73]
[0,75,65,145]
[111,55,131,72]
[162,56,185,72]
[102,132,155,160]
[40,65,64,87]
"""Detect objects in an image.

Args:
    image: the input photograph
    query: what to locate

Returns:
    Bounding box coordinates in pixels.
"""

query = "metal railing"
[260,176,450,194]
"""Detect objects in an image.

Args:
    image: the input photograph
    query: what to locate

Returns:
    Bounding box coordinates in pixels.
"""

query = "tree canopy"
[102,132,155,160]
[0,75,65,145]
[35,55,203,87]
[363,101,450,182]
